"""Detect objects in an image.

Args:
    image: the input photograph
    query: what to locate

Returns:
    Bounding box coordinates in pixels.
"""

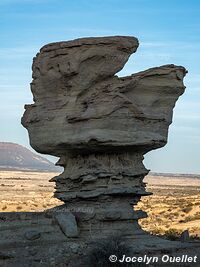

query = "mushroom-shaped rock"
[22,36,186,240]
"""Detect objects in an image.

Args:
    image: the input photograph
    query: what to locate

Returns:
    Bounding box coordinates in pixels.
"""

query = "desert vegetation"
[0,171,199,238]
[0,171,62,212]
[136,175,200,238]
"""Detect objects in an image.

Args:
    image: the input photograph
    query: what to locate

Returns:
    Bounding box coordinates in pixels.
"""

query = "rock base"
[0,212,199,267]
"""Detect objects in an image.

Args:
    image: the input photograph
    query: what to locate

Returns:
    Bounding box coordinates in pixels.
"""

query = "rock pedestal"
[10,36,199,266]
[22,36,186,241]
[50,152,149,238]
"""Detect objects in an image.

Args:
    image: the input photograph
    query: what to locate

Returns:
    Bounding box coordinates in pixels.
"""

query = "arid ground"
[137,175,200,238]
[0,170,199,238]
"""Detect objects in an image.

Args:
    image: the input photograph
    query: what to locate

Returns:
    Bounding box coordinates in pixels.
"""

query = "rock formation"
[1,35,200,267]
[21,36,187,241]
[7,35,200,266]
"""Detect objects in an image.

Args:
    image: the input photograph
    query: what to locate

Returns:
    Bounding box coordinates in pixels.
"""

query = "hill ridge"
[0,142,59,171]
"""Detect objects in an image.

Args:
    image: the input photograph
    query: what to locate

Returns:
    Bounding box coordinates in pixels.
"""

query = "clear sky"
[0,0,199,174]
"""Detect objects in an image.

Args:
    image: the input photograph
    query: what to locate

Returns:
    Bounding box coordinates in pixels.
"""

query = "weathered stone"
[24,230,41,240]
[22,36,186,156]
[180,230,190,242]
[20,35,189,264]
[99,210,121,221]
[28,248,38,256]
[55,212,78,238]
[0,252,13,259]
[70,243,80,254]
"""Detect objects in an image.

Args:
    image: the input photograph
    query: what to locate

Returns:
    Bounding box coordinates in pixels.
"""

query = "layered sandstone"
[22,36,186,241]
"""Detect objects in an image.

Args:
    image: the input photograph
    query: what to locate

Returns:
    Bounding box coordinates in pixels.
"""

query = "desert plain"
[0,170,199,238]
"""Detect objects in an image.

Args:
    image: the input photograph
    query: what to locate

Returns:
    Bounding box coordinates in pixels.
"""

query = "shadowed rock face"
[22,36,186,239]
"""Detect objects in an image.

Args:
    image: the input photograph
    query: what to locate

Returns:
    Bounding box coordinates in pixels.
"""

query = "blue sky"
[0,0,199,173]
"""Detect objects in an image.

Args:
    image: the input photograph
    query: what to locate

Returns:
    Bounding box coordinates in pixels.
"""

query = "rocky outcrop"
[19,36,193,265]
[0,212,199,267]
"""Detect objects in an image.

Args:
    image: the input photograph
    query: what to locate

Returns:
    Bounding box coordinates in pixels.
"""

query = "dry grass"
[136,175,200,237]
[0,171,199,238]
[0,171,62,212]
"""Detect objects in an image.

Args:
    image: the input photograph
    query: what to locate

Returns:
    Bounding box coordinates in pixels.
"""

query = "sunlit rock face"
[22,36,186,239]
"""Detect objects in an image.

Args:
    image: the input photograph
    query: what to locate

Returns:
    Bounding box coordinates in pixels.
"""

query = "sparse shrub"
[16,206,22,210]
[165,228,180,241]
[182,216,194,223]
[2,205,7,210]
[151,226,165,235]
[181,205,193,213]
[82,235,146,267]
[172,212,179,217]
[180,213,200,223]
[159,210,165,215]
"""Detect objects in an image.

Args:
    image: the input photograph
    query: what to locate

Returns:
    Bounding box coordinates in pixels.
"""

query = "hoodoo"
[2,36,196,266]
[22,36,186,240]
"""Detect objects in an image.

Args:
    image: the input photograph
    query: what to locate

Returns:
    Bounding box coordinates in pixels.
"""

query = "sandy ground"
[0,171,62,211]
[0,170,199,237]
[137,175,200,237]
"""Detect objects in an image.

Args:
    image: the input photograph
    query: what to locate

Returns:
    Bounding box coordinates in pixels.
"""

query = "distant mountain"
[0,142,60,171]
[149,172,200,179]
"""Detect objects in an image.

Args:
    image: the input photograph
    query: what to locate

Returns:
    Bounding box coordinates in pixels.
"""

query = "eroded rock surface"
[20,36,190,265]
[22,36,186,155]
